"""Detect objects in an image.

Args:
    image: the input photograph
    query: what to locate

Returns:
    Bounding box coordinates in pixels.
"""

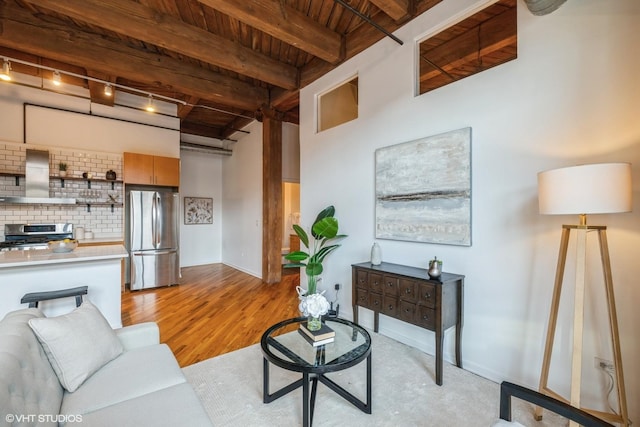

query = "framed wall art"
[375,127,471,246]
[184,197,213,225]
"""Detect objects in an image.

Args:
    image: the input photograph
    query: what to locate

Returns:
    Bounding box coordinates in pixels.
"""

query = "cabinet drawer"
[382,295,398,317]
[416,305,435,330]
[417,282,436,308]
[355,269,368,288]
[383,275,399,296]
[369,292,383,312]
[356,288,370,308]
[368,273,383,293]
[399,278,417,302]
[399,300,416,323]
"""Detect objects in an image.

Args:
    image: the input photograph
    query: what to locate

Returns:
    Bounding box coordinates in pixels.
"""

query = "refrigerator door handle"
[129,191,137,248]
[151,192,158,248]
[136,250,177,256]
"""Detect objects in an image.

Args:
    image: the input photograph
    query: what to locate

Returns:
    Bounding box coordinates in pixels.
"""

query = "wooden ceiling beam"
[368,0,413,22]
[419,7,516,83]
[0,3,268,111]
[22,0,298,90]
[219,117,254,140]
[178,96,201,120]
[197,0,344,64]
[179,121,225,139]
[300,0,442,86]
[270,0,442,116]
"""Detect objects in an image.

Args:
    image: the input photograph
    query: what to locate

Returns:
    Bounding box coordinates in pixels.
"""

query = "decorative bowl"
[48,239,78,253]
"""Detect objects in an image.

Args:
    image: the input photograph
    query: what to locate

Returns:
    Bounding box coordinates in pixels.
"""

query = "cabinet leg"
[455,324,463,368]
[374,312,379,333]
[436,330,444,386]
[302,372,310,427]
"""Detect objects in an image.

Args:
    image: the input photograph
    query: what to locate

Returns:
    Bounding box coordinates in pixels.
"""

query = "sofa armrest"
[114,322,160,350]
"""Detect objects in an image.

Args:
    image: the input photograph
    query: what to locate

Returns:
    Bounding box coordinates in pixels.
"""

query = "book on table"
[298,329,334,347]
[299,322,335,341]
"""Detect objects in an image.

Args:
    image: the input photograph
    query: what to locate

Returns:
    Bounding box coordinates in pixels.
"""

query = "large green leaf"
[319,233,347,248]
[314,205,335,223]
[284,251,309,261]
[305,261,323,276]
[312,217,338,239]
[313,245,340,264]
[311,206,335,238]
[283,262,306,269]
[292,224,309,248]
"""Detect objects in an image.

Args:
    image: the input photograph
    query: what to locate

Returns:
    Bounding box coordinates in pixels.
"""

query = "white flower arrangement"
[296,286,330,318]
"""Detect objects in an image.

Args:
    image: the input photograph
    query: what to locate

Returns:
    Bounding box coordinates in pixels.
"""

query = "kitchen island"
[0,245,127,328]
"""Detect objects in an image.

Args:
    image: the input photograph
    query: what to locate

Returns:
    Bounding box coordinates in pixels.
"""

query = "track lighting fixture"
[145,94,155,112]
[52,70,62,86]
[0,59,11,82]
[0,55,251,119]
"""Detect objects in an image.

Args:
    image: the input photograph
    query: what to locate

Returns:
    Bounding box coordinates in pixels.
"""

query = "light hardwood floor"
[121,263,301,367]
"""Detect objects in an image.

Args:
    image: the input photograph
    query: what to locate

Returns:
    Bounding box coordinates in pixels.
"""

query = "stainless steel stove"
[0,223,73,251]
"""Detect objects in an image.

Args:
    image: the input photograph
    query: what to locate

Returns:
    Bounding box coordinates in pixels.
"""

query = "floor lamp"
[536,163,632,427]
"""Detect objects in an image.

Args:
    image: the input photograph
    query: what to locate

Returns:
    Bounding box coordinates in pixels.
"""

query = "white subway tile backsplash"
[0,142,124,240]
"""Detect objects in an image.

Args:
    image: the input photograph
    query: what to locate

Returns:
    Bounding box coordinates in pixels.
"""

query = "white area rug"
[183,332,566,426]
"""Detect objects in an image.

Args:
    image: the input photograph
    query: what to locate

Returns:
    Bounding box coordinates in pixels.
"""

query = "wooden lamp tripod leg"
[535,226,571,421]
[568,227,588,427]
[536,227,629,426]
[597,230,630,427]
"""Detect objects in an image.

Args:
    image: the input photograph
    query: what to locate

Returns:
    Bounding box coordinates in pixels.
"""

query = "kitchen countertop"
[77,237,124,246]
[0,244,128,268]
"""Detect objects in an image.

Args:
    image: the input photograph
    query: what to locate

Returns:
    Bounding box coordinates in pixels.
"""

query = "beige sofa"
[0,305,212,427]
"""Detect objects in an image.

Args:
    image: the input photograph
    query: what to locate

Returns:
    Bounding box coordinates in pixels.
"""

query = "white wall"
[221,121,263,277]
[220,121,300,276]
[299,0,640,419]
[282,123,300,183]
[179,149,223,267]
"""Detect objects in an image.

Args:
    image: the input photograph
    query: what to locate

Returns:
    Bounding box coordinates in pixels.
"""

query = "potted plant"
[58,162,68,177]
[284,205,346,329]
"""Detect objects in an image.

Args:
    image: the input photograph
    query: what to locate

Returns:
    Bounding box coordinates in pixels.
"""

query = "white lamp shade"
[538,163,632,215]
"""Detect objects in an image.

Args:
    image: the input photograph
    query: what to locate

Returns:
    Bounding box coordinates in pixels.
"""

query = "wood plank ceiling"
[0,0,444,141]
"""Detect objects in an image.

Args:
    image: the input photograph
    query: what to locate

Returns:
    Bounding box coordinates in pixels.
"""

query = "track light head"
[0,59,11,81]
[52,70,62,86]
[104,83,113,97]
[145,94,155,112]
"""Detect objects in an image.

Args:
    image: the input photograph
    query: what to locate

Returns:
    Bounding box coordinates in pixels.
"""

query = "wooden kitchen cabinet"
[123,152,180,186]
[352,261,464,386]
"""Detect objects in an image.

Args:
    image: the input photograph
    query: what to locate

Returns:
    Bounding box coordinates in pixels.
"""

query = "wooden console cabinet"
[123,152,180,186]
[352,261,464,385]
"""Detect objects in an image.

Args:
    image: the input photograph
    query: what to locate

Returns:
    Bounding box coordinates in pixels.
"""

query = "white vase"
[371,242,382,265]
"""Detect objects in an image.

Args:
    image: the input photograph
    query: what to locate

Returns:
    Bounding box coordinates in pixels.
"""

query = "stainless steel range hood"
[0,149,76,205]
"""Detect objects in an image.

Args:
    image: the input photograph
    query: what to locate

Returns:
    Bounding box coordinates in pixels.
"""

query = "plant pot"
[59,170,67,177]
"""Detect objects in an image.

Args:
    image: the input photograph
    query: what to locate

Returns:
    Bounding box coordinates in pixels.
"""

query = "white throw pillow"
[28,300,123,392]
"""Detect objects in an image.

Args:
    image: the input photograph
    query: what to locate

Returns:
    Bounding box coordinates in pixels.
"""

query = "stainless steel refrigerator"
[125,189,180,290]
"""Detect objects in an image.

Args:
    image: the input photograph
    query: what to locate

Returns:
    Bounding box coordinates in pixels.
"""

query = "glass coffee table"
[261,316,372,427]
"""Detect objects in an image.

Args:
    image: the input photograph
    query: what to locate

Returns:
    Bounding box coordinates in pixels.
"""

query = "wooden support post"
[261,109,283,284]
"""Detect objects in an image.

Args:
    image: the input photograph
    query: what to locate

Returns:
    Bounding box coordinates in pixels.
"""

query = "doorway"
[282,182,300,258]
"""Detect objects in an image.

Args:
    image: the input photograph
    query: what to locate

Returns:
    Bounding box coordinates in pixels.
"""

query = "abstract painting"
[184,197,213,225]
[375,127,471,246]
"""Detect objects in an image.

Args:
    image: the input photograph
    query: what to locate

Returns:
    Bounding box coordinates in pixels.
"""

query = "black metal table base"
[263,354,372,427]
